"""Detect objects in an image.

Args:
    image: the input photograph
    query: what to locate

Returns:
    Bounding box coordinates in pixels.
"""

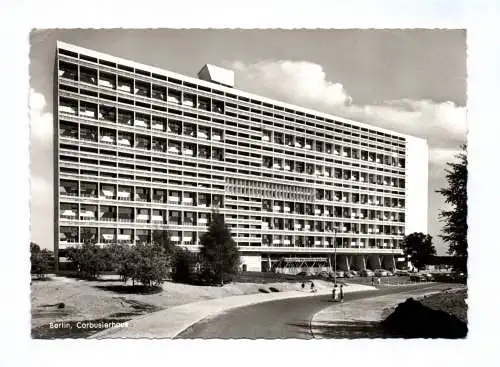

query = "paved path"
[90,283,374,339]
[175,283,449,339]
[311,283,466,338]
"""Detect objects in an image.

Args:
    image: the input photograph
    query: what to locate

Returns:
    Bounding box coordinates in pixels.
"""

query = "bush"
[116,243,169,287]
[258,288,270,293]
[269,287,280,293]
[65,243,111,280]
[172,248,199,284]
[30,242,53,279]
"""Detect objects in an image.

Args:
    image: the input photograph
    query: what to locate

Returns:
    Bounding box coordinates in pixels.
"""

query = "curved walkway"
[90,283,375,339]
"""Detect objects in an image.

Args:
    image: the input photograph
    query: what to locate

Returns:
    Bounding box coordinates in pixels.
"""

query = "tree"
[401,232,436,271]
[66,243,110,280]
[30,242,53,279]
[199,211,240,285]
[129,243,169,287]
[111,243,169,287]
[436,145,468,274]
[152,229,175,258]
[172,247,199,284]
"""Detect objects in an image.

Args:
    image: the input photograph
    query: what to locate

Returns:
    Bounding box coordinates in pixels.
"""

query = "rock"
[381,298,467,338]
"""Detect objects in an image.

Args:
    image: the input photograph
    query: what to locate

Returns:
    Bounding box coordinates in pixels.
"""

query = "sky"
[29,29,467,255]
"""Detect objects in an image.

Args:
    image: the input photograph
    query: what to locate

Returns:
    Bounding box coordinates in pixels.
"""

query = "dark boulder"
[381,298,467,338]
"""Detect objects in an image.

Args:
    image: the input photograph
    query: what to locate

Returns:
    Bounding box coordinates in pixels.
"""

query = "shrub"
[258,288,270,293]
[65,243,112,280]
[269,287,280,292]
[113,243,169,287]
[30,242,53,279]
[172,248,199,284]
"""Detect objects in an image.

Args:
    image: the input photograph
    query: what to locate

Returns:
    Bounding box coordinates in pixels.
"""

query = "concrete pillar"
[368,254,381,270]
[354,255,366,271]
[382,255,396,270]
[338,255,350,272]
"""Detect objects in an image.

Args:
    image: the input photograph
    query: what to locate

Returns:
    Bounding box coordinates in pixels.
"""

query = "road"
[176,283,453,339]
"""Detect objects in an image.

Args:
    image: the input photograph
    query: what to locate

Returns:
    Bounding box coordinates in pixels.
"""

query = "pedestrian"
[301,282,305,290]
[310,281,316,293]
[377,277,381,285]
[340,284,344,302]
[371,276,374,286]
[332,284,337,301]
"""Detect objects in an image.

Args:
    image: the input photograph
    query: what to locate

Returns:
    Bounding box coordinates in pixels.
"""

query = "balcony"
[100,190,115,200]
[168,196,180,204]
[134,118,149,129]
[117,234,131,241]
[198,131,209,139]
[183,97,195,108]
[79,210,96,220]
[182,197,194,205]
[100,136,115,145]
[98,79,115,89]
[167,94,181,104]
[118,138,131,147]
[117,83,132,93]
[151,215,164,223]
[61,209,77,219]
[117,191,131,200]
[80,108,97,119]
[59,105,77,115]
[272,205,282,213]
[136,214,150,223]
[101,234,115,243]
[152,122,164,131]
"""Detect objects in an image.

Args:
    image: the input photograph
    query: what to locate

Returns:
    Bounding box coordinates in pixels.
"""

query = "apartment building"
[54,41,428,273]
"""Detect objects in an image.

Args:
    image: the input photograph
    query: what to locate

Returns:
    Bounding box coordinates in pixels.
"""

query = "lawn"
[31,275,333,338]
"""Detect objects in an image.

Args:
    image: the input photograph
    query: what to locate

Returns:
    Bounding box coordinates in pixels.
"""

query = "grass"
[419,289,468,323]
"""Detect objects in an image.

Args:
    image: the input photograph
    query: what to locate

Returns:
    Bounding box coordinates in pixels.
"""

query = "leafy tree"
[199,211,240,285]
[401,232,436,271]
[66,243,110,280]
[129,243,169,287]
[172,248,199,283]
[106,243,133,282]
[436,145,468,274]
[111,243,169,287]
[152,229,175,258]
[30,242,53,279]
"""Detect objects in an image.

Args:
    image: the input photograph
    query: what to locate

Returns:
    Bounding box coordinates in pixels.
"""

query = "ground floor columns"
[354,255,367,271]
[336,254,350,272]
[367,254,382,270]
[381,255,396,270]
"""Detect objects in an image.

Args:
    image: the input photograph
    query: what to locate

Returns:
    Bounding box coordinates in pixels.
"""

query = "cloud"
[29,88,53,146]
[231,60,467,150]
[232,60,352,107]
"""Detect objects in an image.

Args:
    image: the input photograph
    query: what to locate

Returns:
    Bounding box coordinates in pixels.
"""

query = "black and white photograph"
[28,28,468,340]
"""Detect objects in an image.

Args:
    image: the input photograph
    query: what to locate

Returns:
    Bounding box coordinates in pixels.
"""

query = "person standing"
[340,284,344,303]
[371,276,374,286]
[332,284,337,301]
